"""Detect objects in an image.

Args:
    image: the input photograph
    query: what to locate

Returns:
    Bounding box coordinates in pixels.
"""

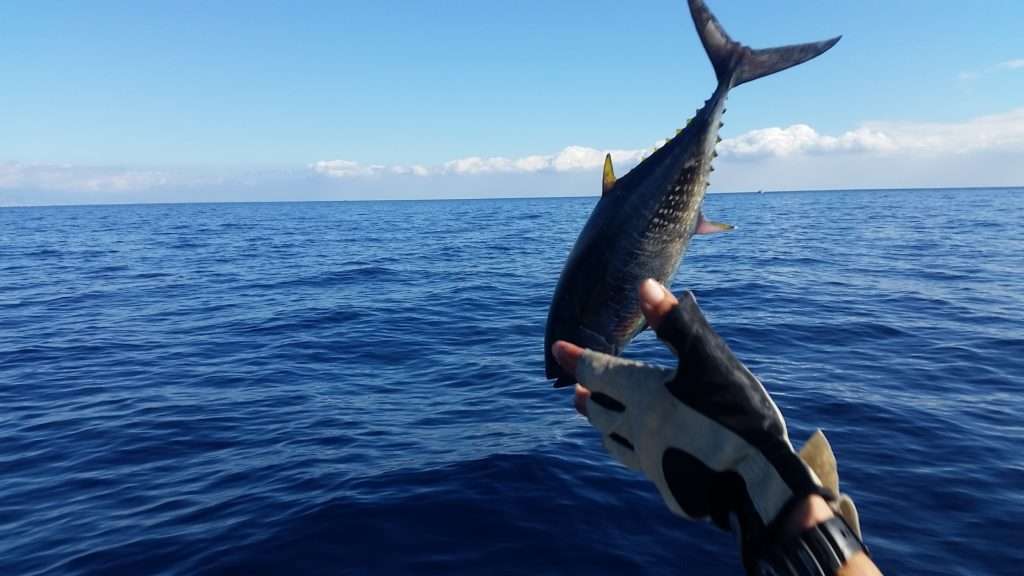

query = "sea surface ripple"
[1,188,1022,575]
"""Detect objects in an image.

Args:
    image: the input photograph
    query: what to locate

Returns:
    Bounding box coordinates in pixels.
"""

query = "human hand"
[552,279,834,571]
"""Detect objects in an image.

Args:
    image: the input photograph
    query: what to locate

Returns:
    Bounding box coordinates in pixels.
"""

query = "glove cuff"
[739,452,837,574]
[757,515,868,575]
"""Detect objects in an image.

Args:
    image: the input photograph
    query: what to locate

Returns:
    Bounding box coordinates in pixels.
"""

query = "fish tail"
[688,0,840,88]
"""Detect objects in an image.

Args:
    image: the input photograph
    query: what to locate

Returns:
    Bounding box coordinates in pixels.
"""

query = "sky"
[2,0,1023,205]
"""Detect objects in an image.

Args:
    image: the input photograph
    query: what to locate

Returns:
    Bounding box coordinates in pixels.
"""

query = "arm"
[554,279,882,575]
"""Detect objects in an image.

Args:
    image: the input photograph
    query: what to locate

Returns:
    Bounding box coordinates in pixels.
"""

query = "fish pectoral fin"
[695,211,735,234]
[578,325,616,355]
[553,375,576,389]
[549,326,615,388]
[602,154,616,197]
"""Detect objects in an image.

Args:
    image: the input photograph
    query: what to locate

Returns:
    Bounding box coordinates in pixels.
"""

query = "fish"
[544,0,840,386]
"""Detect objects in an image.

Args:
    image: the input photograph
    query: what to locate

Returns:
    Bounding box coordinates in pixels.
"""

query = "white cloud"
[720,108,1024,160]
[997,59,1024,70]
[311,159,387,177]
[958,58,1024,81]
[292,108,1024,197]
[5,108,1023,205]
[718,125,896,158]
[550,145,645,172]
[312,145,653,179]
[0,162,169,192]
[311,108,1024,179]
[862,108,1024,154]
[442,155,514,174]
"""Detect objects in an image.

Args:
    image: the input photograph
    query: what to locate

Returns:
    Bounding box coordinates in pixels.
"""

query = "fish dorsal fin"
[602,154,616,196]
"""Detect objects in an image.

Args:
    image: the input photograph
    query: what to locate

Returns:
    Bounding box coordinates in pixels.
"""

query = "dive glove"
[575,291,832,571]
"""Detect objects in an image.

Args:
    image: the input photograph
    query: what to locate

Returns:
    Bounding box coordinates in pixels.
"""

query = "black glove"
[575,291,832,572]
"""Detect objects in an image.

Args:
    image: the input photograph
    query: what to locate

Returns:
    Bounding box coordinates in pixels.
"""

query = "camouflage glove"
[576,292,833,572]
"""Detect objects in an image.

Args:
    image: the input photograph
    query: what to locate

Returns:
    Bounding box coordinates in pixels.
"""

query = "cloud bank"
[3,108,1023,205]
[311,145,651,178]
[0,163,170,192]
[721,109,1024,159]
[312,108,1024,176]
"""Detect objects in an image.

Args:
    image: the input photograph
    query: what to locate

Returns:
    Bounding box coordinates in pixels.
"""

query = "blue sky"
[2,0,1023,204]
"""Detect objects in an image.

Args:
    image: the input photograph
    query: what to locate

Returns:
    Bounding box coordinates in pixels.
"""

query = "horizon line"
[1,184,1021,209]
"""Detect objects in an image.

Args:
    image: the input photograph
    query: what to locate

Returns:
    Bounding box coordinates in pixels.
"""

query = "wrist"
[777,495,835,541]
[758,497,873,575]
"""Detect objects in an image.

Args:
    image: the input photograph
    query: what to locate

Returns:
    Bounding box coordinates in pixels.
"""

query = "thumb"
[638,279,679,330]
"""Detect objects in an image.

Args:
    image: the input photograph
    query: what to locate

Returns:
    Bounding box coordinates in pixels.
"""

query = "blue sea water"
[1,188,1022,575]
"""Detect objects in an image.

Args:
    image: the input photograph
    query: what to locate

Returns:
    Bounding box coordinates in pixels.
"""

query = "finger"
[552,340,585,377]
[574,384,590,417]
[577,349,675,405]
[652,290,702,360]
[638,278,680,330]
[576,348,637,398]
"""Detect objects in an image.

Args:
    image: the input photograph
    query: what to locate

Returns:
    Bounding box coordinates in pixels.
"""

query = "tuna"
[545,0,839,385]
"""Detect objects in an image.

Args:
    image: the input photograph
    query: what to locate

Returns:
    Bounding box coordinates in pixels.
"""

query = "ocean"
[1,188,1022,575]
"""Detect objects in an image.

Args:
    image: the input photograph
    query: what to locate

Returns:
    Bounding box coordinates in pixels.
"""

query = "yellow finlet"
[602,154,616,197]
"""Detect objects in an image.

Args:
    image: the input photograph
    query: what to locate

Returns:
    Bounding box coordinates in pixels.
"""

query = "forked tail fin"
[688,0,840,87]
